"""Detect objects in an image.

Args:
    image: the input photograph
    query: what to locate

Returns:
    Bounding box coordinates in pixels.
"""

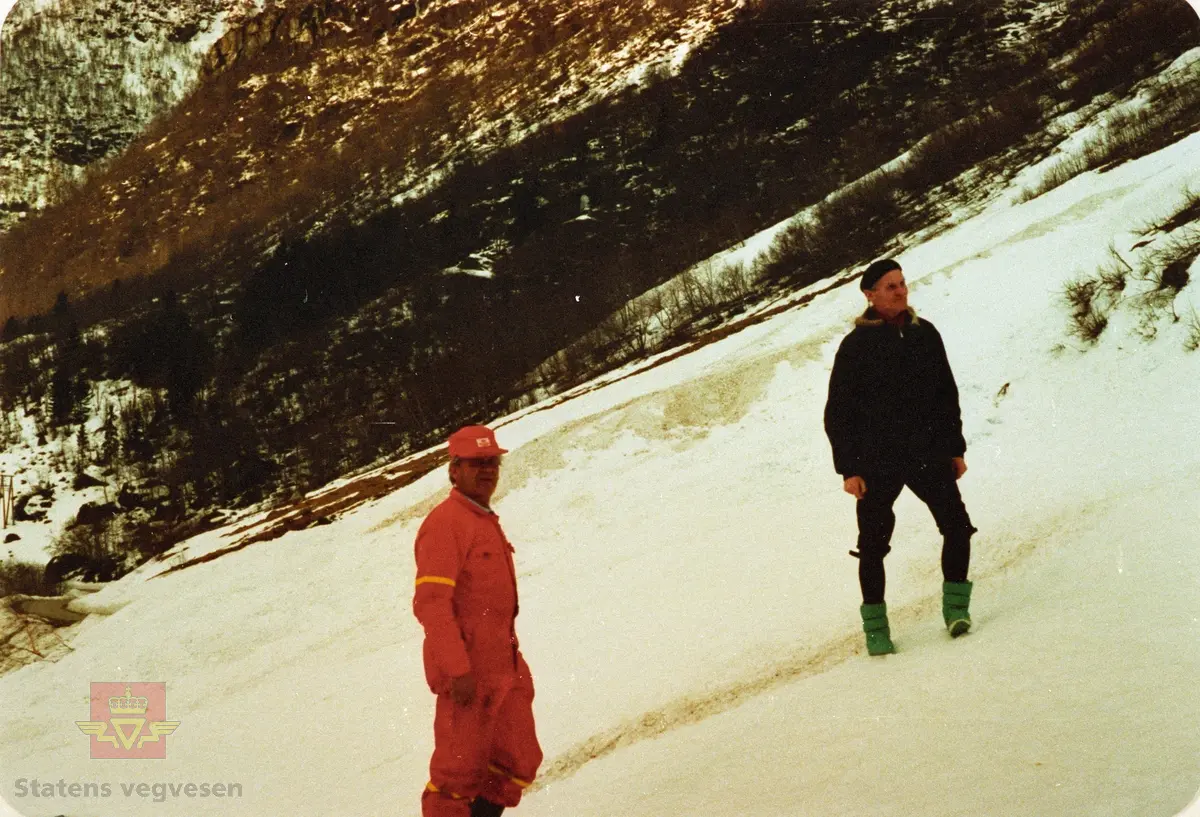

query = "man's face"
[866,268,908,318]
[451,456,502,505]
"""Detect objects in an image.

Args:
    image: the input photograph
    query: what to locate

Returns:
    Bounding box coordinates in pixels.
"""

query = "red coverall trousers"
[414,489,543,816]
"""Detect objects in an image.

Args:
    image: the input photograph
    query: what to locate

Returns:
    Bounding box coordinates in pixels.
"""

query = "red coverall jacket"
[413,488,528,693]
[413,489,540,812]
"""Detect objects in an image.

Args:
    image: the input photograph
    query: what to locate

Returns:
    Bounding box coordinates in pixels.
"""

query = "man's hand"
[449,671,477,707]
[843,476,867,499]
[952,457,968,480]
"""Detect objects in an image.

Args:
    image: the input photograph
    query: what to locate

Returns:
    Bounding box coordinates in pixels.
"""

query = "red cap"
[447,425,508,458]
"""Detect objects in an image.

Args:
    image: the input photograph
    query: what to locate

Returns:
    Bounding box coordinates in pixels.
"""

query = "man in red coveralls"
[413,425,542,817]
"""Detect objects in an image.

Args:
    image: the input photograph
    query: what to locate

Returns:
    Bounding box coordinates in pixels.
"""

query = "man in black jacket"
[824,258,976,656]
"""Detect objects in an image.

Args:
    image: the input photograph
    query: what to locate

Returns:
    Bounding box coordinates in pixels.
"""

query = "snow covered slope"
[0,85,1198,817]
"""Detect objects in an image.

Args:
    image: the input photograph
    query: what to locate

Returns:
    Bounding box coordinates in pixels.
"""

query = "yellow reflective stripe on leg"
[488,763,532,789]
[426,781,468,799]
[416,576,457,588]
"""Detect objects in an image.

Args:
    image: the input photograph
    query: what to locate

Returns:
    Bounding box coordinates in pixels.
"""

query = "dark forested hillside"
[0,0,1196,573]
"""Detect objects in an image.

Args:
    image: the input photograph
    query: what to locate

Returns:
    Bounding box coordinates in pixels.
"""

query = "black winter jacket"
[824,307,966,477]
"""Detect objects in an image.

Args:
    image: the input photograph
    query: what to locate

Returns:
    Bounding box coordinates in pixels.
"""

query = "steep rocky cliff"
[0,0,743,321]
[0,0,257,232]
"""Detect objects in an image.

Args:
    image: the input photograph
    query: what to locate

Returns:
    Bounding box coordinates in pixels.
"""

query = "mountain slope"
[0,0,744,318]
[6,0,1195,327]
[0,0,257,231]
[0,79,1198,817]
[2,0,1192,571]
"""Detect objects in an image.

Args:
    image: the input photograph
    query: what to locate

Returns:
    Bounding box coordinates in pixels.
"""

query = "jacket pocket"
[464,545,508,596]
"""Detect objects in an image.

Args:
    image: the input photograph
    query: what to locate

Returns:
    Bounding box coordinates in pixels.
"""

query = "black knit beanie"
[860,258,901,291]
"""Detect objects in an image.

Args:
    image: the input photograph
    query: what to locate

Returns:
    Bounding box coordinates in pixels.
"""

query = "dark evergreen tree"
[98,401,120,471]
[74,423,90,475]
[156,291,208,418]
[48,294,88,426]
[2,316,22,343]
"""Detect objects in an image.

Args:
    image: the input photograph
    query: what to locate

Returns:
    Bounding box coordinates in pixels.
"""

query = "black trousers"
[854,460,975,605]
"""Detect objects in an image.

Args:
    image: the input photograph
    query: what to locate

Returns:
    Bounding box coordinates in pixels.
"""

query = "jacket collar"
[450,487,497,517]
[855,306,920,328]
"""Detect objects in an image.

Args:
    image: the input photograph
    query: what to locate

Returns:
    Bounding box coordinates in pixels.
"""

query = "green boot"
[860,603,896,656]
[943,581,973,637]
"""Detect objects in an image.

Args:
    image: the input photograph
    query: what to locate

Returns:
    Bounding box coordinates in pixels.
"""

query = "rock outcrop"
[0,0,244,232]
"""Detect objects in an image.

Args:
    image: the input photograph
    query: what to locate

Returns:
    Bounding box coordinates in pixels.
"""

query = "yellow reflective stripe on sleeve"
[425,781,468,799]
[415,576,457,588]
[488,763,532,789]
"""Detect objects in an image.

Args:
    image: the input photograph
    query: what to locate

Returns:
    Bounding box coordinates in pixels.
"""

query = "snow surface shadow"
[497,331,834,500]
[530,626,866,791]
[530,513,1070,792]
[511,275,847,426]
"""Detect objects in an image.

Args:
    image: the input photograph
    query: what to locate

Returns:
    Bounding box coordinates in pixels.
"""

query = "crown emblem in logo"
[476,437,490,447]
[108,687,149,715]
[76,682,179,759]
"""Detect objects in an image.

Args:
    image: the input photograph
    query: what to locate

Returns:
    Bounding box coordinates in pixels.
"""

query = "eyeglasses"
[456,457,502,469]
